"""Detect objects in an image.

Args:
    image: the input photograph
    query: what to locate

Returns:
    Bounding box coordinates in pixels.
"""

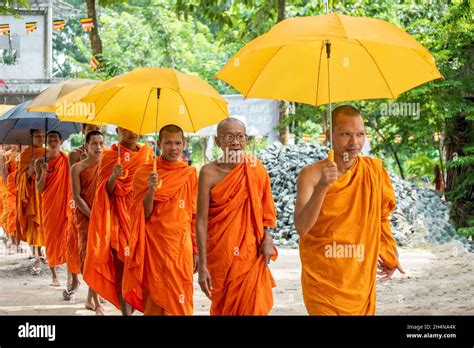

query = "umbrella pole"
[154,88,162,189]
[154,88,161,173]
[326,40,334,162]
[44,118,48,161]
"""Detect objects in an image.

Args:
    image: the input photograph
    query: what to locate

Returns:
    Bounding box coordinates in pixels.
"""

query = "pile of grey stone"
[257,143,472,251]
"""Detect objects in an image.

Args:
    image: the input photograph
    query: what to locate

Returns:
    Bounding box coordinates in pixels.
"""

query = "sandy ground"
[0,232,472,315]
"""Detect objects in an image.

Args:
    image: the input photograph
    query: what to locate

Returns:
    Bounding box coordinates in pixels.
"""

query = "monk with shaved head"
[196,117,278,315]
[123,124,198,315]
[295,105,404,315]
[84,127,151,315]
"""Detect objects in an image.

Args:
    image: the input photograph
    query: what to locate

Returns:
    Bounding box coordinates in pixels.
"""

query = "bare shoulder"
[70,160,87,177]
[298,160,324,184]
[199,162,217,180]
[199,162,222,189]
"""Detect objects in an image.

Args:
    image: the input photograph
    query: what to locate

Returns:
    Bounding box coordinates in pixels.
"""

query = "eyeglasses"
[219,134,247,142]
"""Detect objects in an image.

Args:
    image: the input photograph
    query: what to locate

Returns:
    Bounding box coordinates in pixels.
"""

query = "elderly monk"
[196,118,277,315]
[1,145,19,252]
[17,129,46,274]
[35,131,69,287]
[123,125,198,316]
[64,124,101,302]
[84,127,151,315]
[295,105,405,316]
[71,130,105,315]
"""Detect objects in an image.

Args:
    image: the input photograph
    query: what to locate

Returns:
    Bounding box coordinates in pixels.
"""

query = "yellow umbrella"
[216,12,443,184]
[58,67,229,174]
[0,105,14,116]
[27,78,98,112]
[49,83,105,126]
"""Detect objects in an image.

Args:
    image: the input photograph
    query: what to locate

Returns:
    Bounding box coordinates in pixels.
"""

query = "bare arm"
[196,165,213,299]
[294,160,338,236]
[71,164,92,218]
[0,157,7,183]
[35,158,48,193]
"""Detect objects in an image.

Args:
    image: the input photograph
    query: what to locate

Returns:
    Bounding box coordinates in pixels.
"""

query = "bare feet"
[95,305,105,316]
[50,278,60,287]
[85,301,95,311]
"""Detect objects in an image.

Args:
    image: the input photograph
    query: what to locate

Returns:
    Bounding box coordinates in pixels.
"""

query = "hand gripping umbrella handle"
[116,155,129,180]
[152,159,162,189]
[328,149,351,187]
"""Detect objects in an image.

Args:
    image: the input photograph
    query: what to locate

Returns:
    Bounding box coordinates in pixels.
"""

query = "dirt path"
[0,237,472,315]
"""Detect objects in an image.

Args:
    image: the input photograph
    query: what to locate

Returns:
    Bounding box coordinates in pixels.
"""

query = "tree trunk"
[86,0,103,60]
[277,0,288,144]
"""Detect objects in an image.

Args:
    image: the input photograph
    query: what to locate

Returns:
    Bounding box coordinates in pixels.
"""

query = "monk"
[196,118,277,315]
[295,105,405,316]
[1,145,19,252]
[35,131,69,287]
[16,129,46,274]
[64,123,101,302]
[84,127,151,315]
[123,125,198,316]
[70,130,105,315]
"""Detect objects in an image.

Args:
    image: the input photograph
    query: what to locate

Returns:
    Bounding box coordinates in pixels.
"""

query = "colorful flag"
[80,18,94,32]
[90,56,100,70]
[0,24,10,36]
[25,21,37,34]
[53,20,65,31]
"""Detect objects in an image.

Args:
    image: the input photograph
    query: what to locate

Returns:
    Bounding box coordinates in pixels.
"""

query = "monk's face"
[47,134,62,151]
[216,122,247,153]
[117,128,138,146]
[328,114,366,161]
[31,130,45,147]
[83,124,101,135]
[86,135,105,159]
[158,131,185,162]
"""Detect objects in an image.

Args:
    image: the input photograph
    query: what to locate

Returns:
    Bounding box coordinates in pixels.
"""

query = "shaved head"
[332,105,362,128]
[159,124,184,141]
[217,118,246,135]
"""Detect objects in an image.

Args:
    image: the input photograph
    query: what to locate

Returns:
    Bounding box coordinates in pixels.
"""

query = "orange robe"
[16,146,45,245]
[41,152,69,268]
[123,156,197,315]
[299,156,399,315]
[73,162,98,273]
[5,155,17,236]
[84,143,150,309]
[207,157,277,315]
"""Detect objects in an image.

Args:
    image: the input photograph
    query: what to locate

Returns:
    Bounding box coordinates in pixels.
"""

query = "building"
[0,0,62,104]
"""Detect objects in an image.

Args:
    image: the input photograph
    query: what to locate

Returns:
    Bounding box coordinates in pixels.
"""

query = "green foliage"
[0,0,29,16]
[52,0,473,236]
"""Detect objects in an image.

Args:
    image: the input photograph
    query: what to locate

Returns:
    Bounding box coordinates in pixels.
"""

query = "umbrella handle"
[152,160,162,189]
[328,149,334,162]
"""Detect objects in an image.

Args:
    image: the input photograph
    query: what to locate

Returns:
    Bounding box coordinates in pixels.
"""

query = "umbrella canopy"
[216,12,443,106]
[27,78,98,112]
[64,67,229,135]
[42,83,108,126]
[0,101,81,145]
[0,104,14,116]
